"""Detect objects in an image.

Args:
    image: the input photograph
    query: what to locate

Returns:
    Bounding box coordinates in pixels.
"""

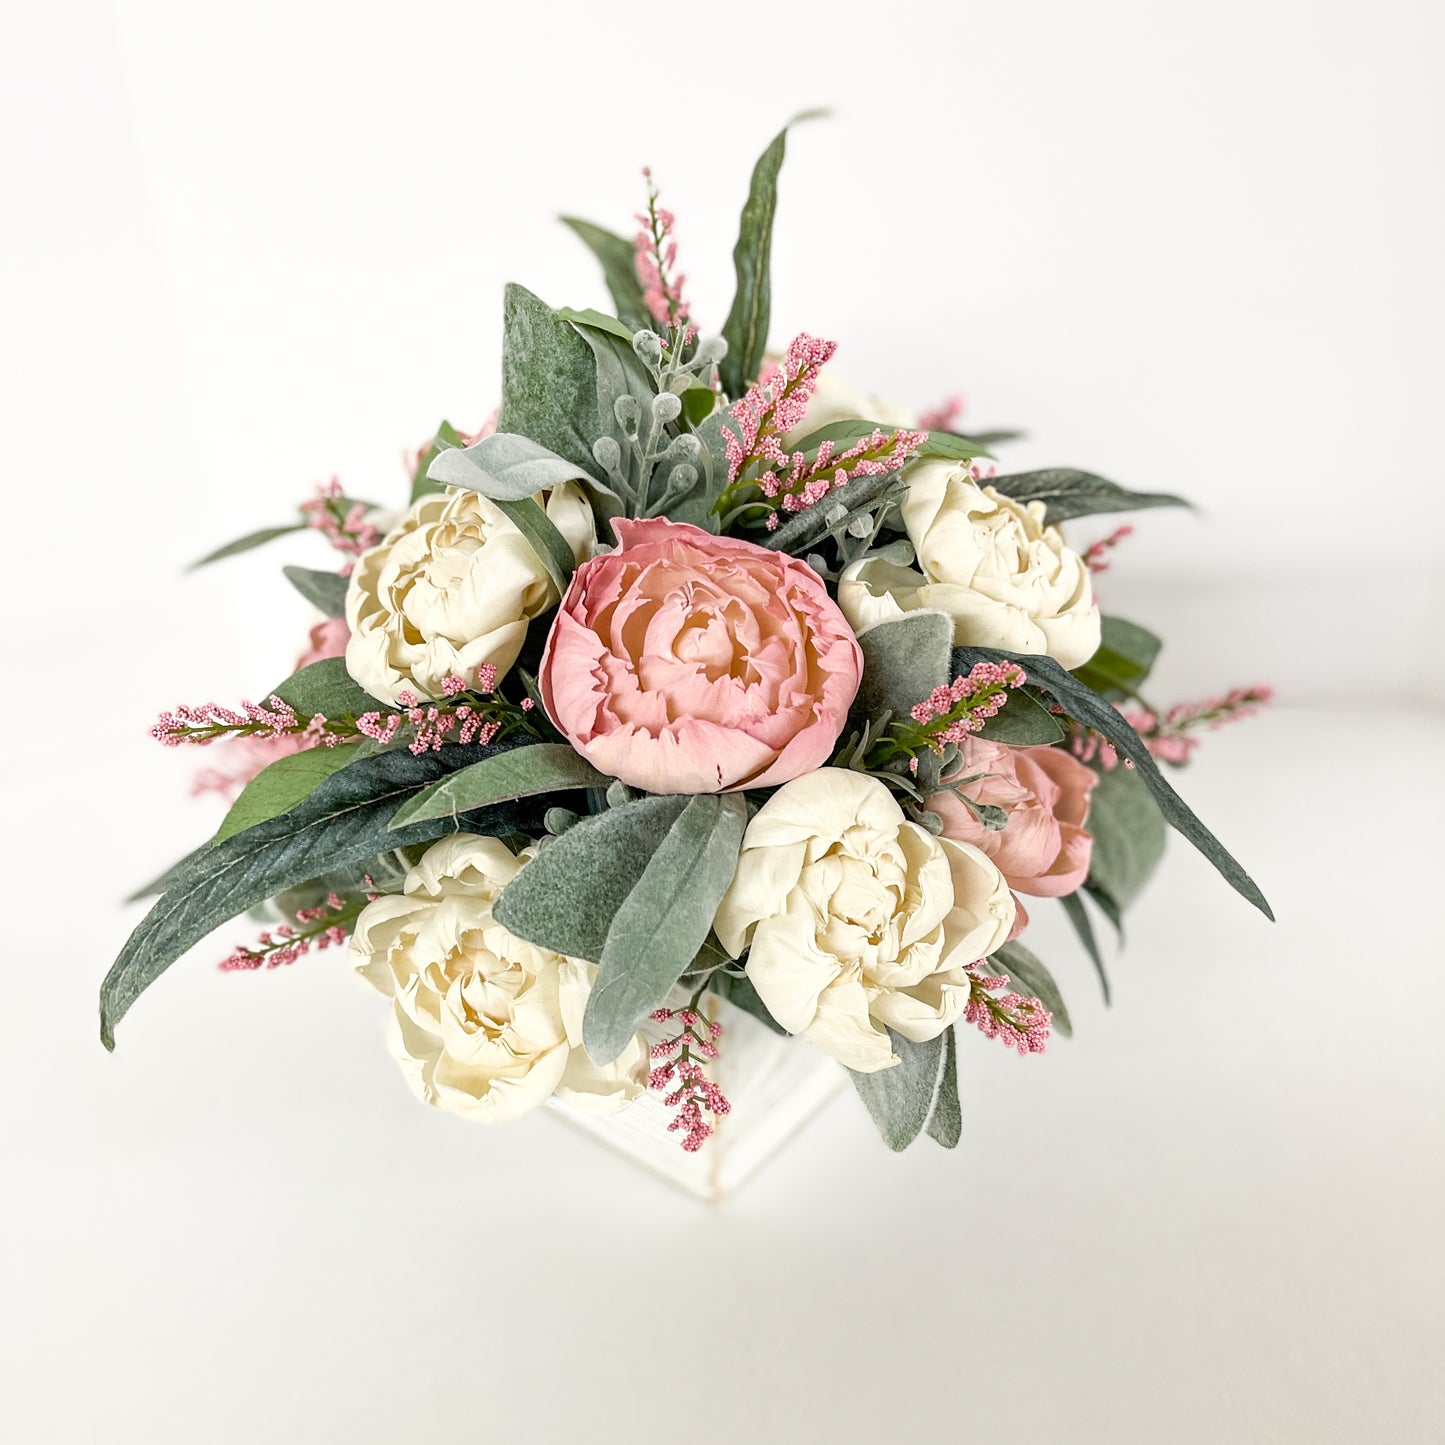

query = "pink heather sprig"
[757,426,929,531]
[219,891,364,973]
[718,332,839,490]
[1082,524,1134,574]
[647,1002,731,1153]
[300,479,381,571]
[881,661,1029,763]
[916,395,965,431]
[634,168,690,329]
[962,964,1052,1055]
[1070,684,1274,770]
[152,666,531,759]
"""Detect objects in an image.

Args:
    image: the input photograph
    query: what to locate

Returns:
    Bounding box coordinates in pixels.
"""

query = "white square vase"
[547,992,846,1202]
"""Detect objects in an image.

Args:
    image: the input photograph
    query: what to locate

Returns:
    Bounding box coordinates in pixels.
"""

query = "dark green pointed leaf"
[975,686,1066,745]
[268,657,383,721]
[715,973,789,1036]
[790,419,992,463]
[188,524,305,570]
[215,742,362,843]
[990,469,1188,524]
[559,217,648,328]
[1061,890,1111,1004]
[995,940,1072,1038]
[955,646,1271,919]
[99,744,539,1049]
[492,495,577,594]
[1074,616,1163,697]
[411,419,468,501]
[282,565,348,618]
[390,743,611,830]
[848,1029,944,1152]
[925,1026,962,1148]
[553,305,637,346]
[584,794,747,1063]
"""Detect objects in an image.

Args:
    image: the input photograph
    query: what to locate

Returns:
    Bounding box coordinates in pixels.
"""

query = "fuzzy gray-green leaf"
[848,1029,945,1152]
[492,495,577,594]
[925,1026,962,1148]
[1061,890,1111,1004]
[854,612,953,726]
[427,431,592,502]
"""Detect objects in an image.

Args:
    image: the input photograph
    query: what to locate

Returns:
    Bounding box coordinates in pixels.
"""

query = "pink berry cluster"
[721,331,840,487]
[219,890,365,972]
[634,168,690,329]
[757,425,928,531]
[648,1005,731,1152]
[301,479,381,568]
[915,395,965,432]
[1082,523,1134,574]
[962,965,1052,1055]
[909,661,1029,747]
[1071,684,1274,769]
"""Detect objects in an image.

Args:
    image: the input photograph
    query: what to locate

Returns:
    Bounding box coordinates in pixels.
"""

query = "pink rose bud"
[539,519,862,794]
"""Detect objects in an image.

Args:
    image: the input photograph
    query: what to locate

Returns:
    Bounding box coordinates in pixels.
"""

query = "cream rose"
[838,461,1101,670]
[344,484,594,705]
[713,769,1015,1073]
[350,834,646,1121]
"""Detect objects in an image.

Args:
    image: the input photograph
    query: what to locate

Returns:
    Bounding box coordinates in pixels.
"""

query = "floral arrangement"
[103,125,1272,1156]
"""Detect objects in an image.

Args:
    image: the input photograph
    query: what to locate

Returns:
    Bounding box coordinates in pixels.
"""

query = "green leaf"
[411,420,468,502]
[188,524,305,570]
[925,1026,962,1148]
[558,217,648,328]
[995,940,1073,1039]
[1074,616,1163,697]
[584,794,747,1063]
[282,565,348,618]
[956,646,1271,919]
[681,385,718,428]
[1086,759,1168,917]
[1060,890,1111,1004]
[990,469,1188,524]
[99,745,540,1049]
[214,743,362,843]
[719,113,826,396]
[854,612,952,724]
[492,495,577,594]
[714,973,789,1035]
[492,794,692,962]
[553,305,638,346]
[1084,883,1123,939]
[497,282,606,479]
[790,420,992,463]
[389,743,610,830]
[974,686,1066,745]
[428,430,592,502]
[269,657,383,722]
[848,1030,944,1152]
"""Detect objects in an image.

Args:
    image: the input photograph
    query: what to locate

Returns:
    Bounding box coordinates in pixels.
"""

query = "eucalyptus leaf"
[974,686,1066,745]
[282,565,348,618]
[924,1026,962,1149]
[497,283,606,479]
[955,646,1271,919]
[584,795,747,1063]
[995,940,1072,1039]
[558,217,648,328]
[427,431,592,502]
[389,743,611,830]
[100,744,539,1049]
[1060,890,1111,1005]
[990,469,1188,524]
[1085,759,1168,917]
[492,794,693,963]
[553,306,638,346]
[188,524,305,570]
[848,1029,944,1152]
[215,743,363,843]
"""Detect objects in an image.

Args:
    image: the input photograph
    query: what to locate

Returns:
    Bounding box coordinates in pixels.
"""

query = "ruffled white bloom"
[713,769,1015,1073]
[344,484,594,705]
[349,834,646,1122]
[780,370,917,450]
[838,462,1101,670]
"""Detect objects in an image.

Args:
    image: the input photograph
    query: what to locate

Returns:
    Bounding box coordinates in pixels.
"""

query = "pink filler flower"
[539,519,862,794]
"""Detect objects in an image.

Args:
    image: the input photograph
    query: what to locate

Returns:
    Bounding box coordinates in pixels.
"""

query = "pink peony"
[297,615,351,671]
[929,738,1097,897]
[539,518,862,794]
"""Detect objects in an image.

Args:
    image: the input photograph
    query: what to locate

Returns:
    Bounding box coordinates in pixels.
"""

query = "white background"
[2,2,1442,1441]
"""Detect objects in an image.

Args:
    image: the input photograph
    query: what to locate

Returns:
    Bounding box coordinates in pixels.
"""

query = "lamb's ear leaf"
[1060,890,1111,1005]
[924,1027,962,1149]
[719,110,826,398]
[558,218,648,328]
[955,646,1271,920]
[282,565,348,618]
[99,743,539,1050]
[994,940,1073,1039]
[989,469,1188,524]
[853,613,952,726]
[583,794,747,1064]
[848,1029,944,1152]
[427,431,592,502]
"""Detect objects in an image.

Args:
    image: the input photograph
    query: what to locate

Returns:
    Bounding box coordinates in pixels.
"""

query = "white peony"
[349,834,646,1122]
[713,769,1015,1073]
[838,461,1101,671]
[344,484,594,705]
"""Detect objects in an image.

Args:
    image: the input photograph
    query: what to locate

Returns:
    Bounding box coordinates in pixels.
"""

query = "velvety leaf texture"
[427,431,591,502]
[99,744,539,1049]
[924,1027,962,1148]
[849,1029,945,1152]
